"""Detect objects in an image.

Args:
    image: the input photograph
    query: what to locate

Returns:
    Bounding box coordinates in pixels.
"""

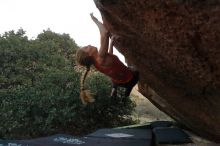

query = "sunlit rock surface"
[94,0,220,142]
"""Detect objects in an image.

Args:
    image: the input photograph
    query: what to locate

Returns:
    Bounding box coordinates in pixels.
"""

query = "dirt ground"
[130,87,217,145]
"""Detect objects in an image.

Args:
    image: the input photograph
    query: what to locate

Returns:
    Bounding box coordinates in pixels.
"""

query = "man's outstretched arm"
[90,13,109,58]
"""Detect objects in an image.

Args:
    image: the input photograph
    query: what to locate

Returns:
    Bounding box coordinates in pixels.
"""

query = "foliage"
[0,29,136,139]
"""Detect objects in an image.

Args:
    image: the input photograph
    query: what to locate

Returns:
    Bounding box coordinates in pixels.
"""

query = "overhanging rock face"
[94,0,220,142]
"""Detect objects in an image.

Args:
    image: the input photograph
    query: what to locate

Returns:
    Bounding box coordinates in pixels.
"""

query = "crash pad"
[153,127,192,144]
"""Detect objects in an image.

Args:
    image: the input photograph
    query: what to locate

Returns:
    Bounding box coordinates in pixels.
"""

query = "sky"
[0,0,125,62]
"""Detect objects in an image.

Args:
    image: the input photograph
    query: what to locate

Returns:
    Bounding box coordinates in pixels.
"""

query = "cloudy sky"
[0,0,124,61]
[0,0,100,45]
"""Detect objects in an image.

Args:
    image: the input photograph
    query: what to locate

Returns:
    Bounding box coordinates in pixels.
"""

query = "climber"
[76,13,139,104]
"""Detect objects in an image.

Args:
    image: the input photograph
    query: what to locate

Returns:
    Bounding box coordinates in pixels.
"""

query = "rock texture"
[94,0,220,142]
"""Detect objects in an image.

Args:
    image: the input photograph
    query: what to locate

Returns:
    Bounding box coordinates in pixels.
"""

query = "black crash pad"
[0,129,153,146]
[153,127,192,144]
[150,120,173,128]
[120,123,152,129]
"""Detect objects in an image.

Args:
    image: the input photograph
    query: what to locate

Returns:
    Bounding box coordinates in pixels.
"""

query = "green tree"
[0,29,136,139]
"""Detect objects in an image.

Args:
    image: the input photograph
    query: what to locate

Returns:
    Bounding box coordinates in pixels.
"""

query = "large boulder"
[94,0,220,142]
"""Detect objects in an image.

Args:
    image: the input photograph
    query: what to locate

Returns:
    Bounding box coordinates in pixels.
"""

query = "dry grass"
[130,87,172,123]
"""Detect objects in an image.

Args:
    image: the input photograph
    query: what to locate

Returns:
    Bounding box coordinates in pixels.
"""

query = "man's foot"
[110,88,117,97]
[125,87,132,97]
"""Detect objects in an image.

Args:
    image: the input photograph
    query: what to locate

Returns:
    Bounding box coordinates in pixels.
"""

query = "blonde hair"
[76,48,95,104]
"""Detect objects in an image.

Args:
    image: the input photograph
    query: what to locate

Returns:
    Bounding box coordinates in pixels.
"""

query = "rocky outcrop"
[94,0,220,142]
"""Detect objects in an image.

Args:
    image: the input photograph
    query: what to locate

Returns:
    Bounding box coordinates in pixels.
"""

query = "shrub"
[0,29,136,140]
[0,71,136,139]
